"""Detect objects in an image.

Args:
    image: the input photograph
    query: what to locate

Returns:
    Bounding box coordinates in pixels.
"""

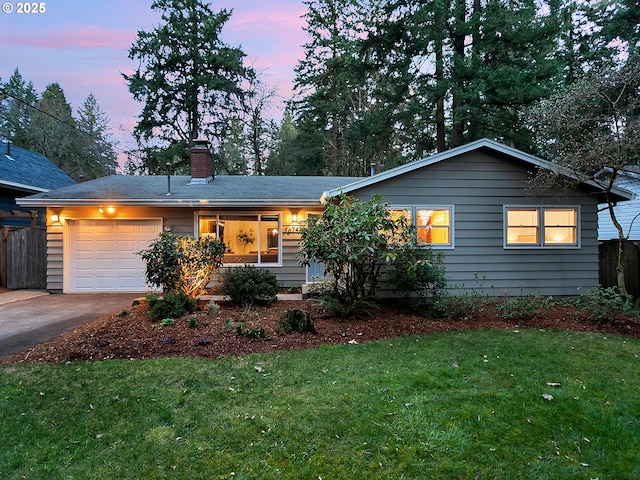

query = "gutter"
[0,179,49,193]
[16,197,325,208]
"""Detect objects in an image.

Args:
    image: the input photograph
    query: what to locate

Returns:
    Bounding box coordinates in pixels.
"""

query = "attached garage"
[65,219,162,293]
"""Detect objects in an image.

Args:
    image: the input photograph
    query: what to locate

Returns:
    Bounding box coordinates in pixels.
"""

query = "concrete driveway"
[0,291,142,358]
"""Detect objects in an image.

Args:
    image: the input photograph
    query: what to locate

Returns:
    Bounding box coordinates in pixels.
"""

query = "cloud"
[231,8,307,33]
[0,25,134,50]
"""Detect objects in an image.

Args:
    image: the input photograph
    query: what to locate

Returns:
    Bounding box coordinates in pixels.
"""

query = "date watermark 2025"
[2,3,47,14]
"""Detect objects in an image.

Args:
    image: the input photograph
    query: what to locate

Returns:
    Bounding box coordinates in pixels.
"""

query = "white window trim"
[195,211,282,266]
[387,205,455,249]
[503,205,581,249]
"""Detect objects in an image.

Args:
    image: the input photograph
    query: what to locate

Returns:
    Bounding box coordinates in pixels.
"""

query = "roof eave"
[0,179,49,193]
[16,197,324,208]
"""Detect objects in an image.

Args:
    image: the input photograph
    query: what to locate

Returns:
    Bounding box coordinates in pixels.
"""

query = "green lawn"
[1,329,639,479]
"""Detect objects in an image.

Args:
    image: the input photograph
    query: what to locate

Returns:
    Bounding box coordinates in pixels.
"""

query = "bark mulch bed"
[2,299,639,365]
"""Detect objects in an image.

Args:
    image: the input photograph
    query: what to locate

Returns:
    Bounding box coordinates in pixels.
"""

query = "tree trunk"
[607,186,628,294]
[435,29,446,152]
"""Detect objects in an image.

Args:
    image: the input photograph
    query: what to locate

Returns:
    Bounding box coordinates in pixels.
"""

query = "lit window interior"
[417,208,450,245]
[199,214,279,264]
[544,209,577,244]
[507,209,539,244]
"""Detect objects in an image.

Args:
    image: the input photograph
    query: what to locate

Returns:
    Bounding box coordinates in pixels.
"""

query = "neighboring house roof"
[595,166,640,194]
[0,141,75,193]
[596,167,640,240]
[323,138,633,202]
[18,174,363,207]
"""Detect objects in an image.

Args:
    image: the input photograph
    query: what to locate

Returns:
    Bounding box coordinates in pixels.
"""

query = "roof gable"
[324,138,633,202]
[0,141,75,192]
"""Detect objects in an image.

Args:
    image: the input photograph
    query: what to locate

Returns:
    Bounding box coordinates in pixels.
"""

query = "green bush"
[235,325,268,339]
[205,301,221,315]
[313,295,377,320]
[496,294,555,321]
[299,193,416,303]
[277,309,316,333]
[575,286,638,324]
[138,233,226,298]
[146,292,196,321]
[389,244,446,314]
[220,266,279,307]
[431,290,491,320]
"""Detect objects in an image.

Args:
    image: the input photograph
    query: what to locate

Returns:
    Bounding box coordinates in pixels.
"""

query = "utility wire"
[0,86,129,155]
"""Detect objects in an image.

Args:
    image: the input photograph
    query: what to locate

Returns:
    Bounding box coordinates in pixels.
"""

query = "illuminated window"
[505,207,578,247]
[386,206,453,247]
[385,208,412,243]
[416,208,451,246]
[198,214,280,264]
[544,209,577,245]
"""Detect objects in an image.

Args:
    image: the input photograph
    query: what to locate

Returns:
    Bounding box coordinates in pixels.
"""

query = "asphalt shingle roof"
[19,174,362,207]
[0,141,75,192]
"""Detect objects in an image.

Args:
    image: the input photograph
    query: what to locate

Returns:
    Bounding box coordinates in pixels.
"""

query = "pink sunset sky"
[0,0,309,163]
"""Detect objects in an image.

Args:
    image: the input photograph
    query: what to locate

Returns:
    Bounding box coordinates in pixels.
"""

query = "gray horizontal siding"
[44,206,311,293]
[45,228,63,293]
[353,151,601,297]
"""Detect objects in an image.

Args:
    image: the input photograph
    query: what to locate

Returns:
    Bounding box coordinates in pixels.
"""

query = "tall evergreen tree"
[293,0,368,176]
[0,68,37,146]
[26,83,84,180]
[123,0,252,174]
[75,94,119,180]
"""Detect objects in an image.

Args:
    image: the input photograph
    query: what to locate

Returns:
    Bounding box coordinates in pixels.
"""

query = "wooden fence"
[599,239,640,298]
[1,226,46,289]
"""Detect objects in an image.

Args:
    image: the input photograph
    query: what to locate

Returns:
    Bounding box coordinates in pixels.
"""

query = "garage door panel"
[117,239,137,251]
[66,219,162,293]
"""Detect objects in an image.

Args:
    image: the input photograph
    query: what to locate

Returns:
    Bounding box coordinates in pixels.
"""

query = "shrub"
[496,294,555,321]
[147,291,196,321]
[278,309,316,333]
[220,266,279,307]
[138,233,226,298]
[431,290,490,320]
[299,193,415,303]
[575,286,638,324]
[305,277,337,298]
[389,244,446,313]
[205,301,221,315]
[236,325,267,339]
[314,295,377,320]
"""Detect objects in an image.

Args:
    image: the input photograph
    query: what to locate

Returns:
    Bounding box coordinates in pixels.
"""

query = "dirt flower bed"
[2,299,640,365]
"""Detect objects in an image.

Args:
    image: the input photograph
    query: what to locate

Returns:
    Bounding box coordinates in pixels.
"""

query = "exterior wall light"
[99,206,117,217]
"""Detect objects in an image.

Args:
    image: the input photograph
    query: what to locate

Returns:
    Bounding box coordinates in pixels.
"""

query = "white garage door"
[66,219,162,292]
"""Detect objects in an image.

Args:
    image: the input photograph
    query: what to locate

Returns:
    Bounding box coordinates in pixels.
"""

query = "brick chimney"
[189,139,214,184]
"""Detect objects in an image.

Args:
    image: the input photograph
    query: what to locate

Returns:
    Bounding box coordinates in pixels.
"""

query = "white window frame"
[503,206,580,249]
[386,205,455,249]
[196,212,282,266]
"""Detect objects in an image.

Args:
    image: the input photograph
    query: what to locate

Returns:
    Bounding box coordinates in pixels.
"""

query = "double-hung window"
[387,206,453,248]
[505,207,578,248]
[198,213,281,264]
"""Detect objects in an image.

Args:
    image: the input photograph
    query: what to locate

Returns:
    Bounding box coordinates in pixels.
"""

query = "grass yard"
[1,329,639,479]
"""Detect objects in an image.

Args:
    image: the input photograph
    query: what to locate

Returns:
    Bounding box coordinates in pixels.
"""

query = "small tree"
[299,193,419,303]
[138,233,226,298]
[529,55,640,293]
